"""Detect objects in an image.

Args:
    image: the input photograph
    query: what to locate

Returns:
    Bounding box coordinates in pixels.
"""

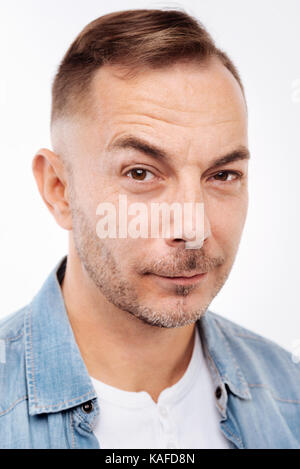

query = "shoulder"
[207,308,294,358]
[0,306,28,417]
[206,309,300,400]
[0,306,27,339]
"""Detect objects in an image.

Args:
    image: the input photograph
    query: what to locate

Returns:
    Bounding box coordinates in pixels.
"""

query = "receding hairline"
[50,57,247,174]
[51,55,246,131]
[50,8,246,127]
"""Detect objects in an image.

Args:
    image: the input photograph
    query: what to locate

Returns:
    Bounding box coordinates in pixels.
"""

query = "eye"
[126,168,155,182]
[209,170,242,183]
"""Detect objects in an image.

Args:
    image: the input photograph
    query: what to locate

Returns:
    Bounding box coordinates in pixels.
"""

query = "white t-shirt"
[90,326,231,449]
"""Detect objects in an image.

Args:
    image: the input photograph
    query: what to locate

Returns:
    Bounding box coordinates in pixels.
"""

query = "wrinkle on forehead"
[111,111,244,129]
[51,59,247,166]
[90,60,247,129]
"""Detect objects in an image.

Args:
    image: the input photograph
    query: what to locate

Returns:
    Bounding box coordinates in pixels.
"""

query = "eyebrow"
[107,134,250,169]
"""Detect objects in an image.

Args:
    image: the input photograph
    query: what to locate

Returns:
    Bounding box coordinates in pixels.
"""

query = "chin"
[144,293,210,314]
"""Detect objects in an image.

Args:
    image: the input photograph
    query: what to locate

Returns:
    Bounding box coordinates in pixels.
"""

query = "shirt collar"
[197,310,252,404]
[25,256,97,416]
[25,256,251,416]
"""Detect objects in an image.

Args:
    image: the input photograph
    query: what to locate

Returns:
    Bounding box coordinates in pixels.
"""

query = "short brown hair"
[51,8,245,125]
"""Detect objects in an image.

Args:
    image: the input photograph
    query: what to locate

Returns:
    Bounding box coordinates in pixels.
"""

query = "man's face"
[58,58,249,328]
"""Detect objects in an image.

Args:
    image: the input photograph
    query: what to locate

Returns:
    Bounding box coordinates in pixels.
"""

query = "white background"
[0,0,299,354]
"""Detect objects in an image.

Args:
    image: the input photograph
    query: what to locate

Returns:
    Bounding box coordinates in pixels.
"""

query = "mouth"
[150,272,208,286]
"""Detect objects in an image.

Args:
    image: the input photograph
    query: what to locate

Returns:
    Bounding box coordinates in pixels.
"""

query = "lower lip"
[151,273,207,286]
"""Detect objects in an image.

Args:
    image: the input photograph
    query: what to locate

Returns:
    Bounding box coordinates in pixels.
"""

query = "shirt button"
[159,406,168,418]
[215,386,222,399]
[81,400,94,413]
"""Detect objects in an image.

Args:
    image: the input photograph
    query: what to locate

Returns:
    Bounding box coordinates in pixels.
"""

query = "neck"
[61,250,196,403]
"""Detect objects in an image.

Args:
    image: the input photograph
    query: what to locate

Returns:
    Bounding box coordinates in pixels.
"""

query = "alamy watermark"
[95,194,208,249]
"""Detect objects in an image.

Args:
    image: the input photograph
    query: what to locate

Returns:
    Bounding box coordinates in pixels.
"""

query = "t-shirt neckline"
[90,325,203,409]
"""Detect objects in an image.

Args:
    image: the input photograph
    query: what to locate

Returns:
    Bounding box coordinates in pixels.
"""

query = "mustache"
[138,249,225,277]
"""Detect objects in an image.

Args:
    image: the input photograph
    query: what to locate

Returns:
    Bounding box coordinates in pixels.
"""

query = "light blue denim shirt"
[1,256,300,449]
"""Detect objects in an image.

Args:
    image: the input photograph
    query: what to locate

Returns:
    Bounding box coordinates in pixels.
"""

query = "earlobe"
[32,148,72,231]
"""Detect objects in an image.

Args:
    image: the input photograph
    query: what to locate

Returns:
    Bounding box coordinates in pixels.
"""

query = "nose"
[163,173,212,250]
[164,209,211,249]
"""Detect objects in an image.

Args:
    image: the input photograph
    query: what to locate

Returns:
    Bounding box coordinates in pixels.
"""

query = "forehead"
[55,59,248,165]
[89,58,247,128]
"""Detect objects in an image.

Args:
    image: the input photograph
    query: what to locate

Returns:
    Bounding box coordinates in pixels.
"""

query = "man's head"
[33,9,249,328]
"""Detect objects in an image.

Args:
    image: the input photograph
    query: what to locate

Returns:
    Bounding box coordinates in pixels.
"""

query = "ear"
[32,148,72,230]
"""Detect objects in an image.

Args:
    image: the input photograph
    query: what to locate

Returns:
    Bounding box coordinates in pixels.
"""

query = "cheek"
[208,195,248,252]
[70,155,115,209]
[105,237,143,269]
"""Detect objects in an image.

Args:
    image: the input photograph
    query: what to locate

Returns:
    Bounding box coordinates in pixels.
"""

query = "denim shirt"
[1,256,300,449]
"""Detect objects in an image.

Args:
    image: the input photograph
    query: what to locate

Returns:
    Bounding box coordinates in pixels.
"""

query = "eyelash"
[208,170,242,184]
[125,168,243,184]
[125,168,156,182]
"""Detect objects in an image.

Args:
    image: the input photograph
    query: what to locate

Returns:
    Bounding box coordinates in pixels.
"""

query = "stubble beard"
[70,201,229,328]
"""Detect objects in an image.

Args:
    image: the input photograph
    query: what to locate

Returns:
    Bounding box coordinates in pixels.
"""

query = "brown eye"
[214,171,229,181]
[126,168,154,181]
[211,171,240,182]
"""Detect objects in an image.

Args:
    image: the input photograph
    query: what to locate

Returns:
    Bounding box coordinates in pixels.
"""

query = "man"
[0,8,299,450]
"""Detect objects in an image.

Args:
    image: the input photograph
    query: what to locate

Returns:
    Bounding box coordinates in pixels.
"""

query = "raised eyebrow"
[208,146,250,170]
[107,135,168,160]
[107,135,250,167]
